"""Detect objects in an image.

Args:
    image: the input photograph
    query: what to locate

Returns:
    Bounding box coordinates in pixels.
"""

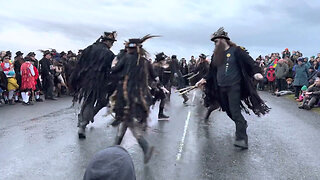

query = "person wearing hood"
[83,146,136,180]
[293,57,309,99]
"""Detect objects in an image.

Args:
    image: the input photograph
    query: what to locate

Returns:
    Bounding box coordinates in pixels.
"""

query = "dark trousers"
[294,86,302,98]
[303,96,319,107]
[276,78,287,91]
[43,75,54,98]
[268,81,275,92]
[78,94,109,128]
[219,84,248,141]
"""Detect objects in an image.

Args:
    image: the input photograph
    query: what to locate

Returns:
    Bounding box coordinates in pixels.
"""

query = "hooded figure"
[112,34,159,164]
[196,27,269,149]
[83,146,136,180]
[69,31,117,139]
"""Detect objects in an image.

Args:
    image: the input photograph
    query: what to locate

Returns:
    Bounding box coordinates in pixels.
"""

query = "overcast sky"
[1,0,319,60]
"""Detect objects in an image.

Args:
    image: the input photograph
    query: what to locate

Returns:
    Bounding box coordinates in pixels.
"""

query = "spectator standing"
[20,58,36,105]
[293,57,309,99]
[282,48,291,58]
[267,66,276,93]
[291,51,299,64]
[275,59,289,91]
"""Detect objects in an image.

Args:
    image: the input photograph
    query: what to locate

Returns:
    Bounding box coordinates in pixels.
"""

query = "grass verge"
[284,94,320,114]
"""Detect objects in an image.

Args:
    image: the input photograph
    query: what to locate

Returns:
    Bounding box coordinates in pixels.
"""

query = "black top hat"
[16,51,23,57]
[6,51,12,56]
[211,27,230,41]
[24,56,33,62]
[101,31,117,41]
[60,51,66,56]
[43,50,51,56]
[27,52,36,57]
[155,52,167,62]
[199,53,206,59]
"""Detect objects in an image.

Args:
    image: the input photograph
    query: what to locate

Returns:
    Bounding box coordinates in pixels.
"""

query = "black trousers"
[294,86,302,98]
[42,75,54,98]
[219,84,248,141]
[276,78,287,91]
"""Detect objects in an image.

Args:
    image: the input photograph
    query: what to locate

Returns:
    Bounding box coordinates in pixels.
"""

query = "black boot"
[78,127,86,139]
[234,138,248,149]
[78,114,86,139]
[233,122,248,149]
[158,106,169,119]
[182,94,189,104]
[111,118,122,127]
[138,137,154,164]
[204,109,212,121]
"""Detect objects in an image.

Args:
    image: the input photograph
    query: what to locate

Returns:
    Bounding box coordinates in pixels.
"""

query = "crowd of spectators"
[1,48,319,111]
[254,49,320,110]
[0,49,80,106]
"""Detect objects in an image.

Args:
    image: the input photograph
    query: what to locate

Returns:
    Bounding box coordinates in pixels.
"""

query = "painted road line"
[176,91,196,161]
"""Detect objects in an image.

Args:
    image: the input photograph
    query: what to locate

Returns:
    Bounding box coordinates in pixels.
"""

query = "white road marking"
[176,91,196,161]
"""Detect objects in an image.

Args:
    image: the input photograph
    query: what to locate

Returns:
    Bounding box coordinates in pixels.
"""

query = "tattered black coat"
[205,46,269,116]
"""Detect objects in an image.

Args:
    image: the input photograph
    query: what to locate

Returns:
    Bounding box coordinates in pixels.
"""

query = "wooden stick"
[187,72,199,80]
[175,86,193,92]
[179,86,197,95]
[182,72,194,77]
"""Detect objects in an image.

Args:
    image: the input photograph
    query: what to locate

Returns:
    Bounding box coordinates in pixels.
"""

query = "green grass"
[284,94,320,114]
[285,94,296,101]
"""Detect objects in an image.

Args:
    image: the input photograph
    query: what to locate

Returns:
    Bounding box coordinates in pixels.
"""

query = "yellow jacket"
[7,77,19,91]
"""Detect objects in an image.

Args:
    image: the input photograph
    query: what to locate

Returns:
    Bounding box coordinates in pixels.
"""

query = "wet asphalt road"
[1,90,320,180]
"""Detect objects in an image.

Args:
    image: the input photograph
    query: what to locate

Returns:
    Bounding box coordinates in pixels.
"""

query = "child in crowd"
[296,85,308,102]
[1,56,19,104]
[267,66,276,93]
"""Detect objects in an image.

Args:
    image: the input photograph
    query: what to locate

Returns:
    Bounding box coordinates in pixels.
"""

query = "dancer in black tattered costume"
[196,27,270,149]
[112,35,158,164]
[70,31,117,139]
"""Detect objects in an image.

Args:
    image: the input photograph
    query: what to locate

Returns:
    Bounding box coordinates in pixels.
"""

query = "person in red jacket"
[20,57,36,105]
[27,52,43,102]
[267,66,276,93]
